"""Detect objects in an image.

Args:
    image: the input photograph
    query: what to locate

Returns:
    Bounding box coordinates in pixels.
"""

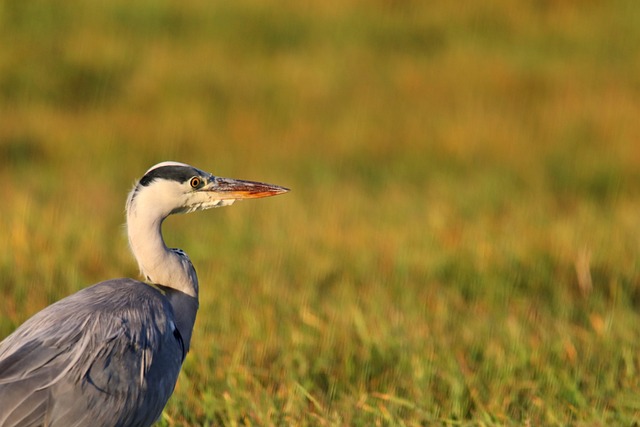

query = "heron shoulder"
[0,279,185,427]
[0,279,180,371]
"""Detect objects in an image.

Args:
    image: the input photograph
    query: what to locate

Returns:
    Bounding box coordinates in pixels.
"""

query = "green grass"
[2,0,640,425]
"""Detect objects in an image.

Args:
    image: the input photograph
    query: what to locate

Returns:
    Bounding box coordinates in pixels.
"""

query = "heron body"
[0,162,288,427]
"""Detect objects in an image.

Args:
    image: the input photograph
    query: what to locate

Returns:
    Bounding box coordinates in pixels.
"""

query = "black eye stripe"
[139,166,199,187]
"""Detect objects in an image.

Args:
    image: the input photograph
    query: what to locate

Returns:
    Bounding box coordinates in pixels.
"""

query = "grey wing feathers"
[0,279,184,427]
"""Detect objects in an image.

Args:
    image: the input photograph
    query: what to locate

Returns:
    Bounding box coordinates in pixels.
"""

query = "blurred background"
[1,0,640,425]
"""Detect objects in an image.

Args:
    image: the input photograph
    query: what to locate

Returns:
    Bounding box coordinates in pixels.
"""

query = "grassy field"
[2,0,640,425]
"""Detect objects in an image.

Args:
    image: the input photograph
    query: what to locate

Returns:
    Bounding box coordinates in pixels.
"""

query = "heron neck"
[126,209,199,299]
[126,196,201,353]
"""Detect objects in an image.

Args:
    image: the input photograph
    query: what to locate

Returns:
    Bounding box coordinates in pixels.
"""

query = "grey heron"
[0,161,288,427]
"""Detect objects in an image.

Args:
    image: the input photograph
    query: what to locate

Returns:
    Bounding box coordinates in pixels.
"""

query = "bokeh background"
[2,0,640,425]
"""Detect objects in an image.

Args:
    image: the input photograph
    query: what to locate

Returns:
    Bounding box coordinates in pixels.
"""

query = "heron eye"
[189,177,201,188]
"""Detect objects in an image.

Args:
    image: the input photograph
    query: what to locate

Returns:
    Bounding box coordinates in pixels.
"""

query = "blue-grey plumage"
[0,161,288,427]
[0,280,183,427]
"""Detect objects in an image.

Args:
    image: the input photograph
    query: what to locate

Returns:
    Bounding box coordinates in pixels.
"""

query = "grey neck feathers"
[126,193,200,351]
[157,286,199,353]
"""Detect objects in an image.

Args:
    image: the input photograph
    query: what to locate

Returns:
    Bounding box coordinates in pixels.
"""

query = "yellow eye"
[189,177,201,188]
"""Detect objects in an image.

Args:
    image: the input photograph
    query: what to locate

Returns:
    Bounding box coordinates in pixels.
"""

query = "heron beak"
[205,177,290,200]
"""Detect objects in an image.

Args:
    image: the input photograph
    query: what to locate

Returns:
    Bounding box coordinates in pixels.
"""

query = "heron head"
[127,161,289,219]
